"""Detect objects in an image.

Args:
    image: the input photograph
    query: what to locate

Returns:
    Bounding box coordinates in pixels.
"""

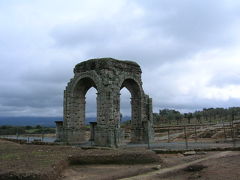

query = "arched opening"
[70,77,98,142]
[73,77,97,99]
[85,87,97,125]
[120,87,131,141]
[120,78,142,142]
[85,87,97,142]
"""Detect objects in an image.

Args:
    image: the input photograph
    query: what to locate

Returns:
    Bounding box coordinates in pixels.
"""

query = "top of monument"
[74,58,141,74]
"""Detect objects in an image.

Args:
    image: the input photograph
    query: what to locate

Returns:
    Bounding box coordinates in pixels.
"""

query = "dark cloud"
[0,0,240,117]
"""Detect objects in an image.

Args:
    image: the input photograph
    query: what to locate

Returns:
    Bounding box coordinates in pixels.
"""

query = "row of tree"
[0,125,55,135]
[153,107,240,125]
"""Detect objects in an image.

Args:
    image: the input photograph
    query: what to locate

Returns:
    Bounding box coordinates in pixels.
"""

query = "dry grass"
[0,139,160,180]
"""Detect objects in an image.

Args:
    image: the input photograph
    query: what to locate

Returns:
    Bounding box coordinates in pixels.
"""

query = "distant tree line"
[0,125,55,135]
[153,107,240,125]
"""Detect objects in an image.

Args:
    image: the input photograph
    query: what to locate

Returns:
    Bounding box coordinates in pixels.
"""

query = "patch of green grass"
[25,129,38,133]
[31,151,47,156]
[37,159,56,167]
[0,153,19,160]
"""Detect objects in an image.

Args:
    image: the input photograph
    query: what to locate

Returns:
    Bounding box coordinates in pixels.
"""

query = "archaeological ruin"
[56,58,154,147]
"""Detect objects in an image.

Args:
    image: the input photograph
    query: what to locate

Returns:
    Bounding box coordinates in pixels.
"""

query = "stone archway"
[120,78,143,142]
[64,76,99,143]
[56,58,154,147]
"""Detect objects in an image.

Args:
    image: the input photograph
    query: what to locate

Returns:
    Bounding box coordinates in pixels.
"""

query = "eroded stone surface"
[56,58,154,147]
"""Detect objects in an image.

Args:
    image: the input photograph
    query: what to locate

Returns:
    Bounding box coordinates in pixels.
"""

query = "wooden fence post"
[168,128,170,143]
[194,125,197,142]
[184,126,188,149]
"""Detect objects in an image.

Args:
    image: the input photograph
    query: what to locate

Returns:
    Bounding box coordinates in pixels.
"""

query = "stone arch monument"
[56,58,154,147]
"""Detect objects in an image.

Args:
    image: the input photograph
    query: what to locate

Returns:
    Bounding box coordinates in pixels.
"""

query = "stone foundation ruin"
[56,58,154,147]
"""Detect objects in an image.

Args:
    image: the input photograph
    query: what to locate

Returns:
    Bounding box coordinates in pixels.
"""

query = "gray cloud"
[51,0,240,66]
[210,72,240,87]
[0,0,240,117]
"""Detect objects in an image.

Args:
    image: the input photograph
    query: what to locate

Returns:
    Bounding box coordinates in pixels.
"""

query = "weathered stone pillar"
[142,95,154,143]
[95,90,117,147]
[64,94,87,143]
[55,121,63,141]
[89,122,97,142]
[130,97,144,143]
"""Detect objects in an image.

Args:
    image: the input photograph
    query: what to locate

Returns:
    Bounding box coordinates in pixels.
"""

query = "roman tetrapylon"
[56,58,154,147]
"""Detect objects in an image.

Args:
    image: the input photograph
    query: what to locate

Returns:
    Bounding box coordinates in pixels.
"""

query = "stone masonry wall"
[57,58,154,147]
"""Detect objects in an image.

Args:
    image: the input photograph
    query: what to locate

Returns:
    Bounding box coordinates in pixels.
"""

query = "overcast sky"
[0,0,240,117]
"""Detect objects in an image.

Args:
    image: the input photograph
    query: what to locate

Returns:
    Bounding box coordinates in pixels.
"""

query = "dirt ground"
[1,139,240,180]
[159,151,240,180]
[60,151,240,180]
[61,164,156,180]
[0,139,80,179]
[121,151,240,180]
[0,139,159,180]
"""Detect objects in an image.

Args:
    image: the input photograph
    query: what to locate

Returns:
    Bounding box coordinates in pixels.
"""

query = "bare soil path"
[121,151,240,180]
[61,164,156,180]
[61,151,240,180]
